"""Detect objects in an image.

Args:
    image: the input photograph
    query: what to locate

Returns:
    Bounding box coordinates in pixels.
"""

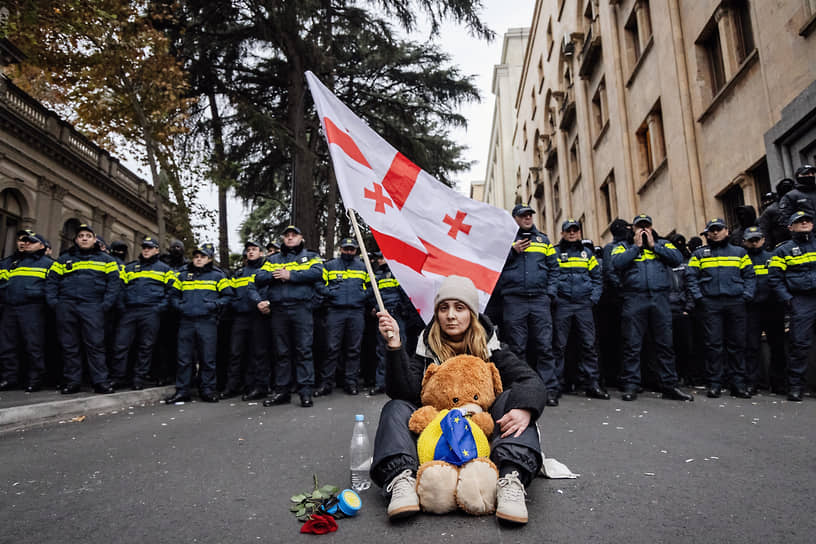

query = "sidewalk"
[0,385,174,431]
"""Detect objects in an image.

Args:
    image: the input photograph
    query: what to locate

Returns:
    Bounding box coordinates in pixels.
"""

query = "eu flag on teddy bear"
[432,408,479,466]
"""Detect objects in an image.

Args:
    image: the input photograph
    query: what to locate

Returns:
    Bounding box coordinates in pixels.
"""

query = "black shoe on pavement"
[300,394,314,408]
[93,383,115,394]
[263,392,291,407]
[730,388,752,399]
[313,384,333,397]
[706,387,722,398]
[241,389,267,401]
[25,384,41,393]
[61,383,81,395]
[787,388,803,402]
[200,392,219,403]
[662,387,694,401]
[545,397,559,407]
[164,391,191,404]
[218,389,240,400]
[0,380,17,391]
[344,385,359,396]
[369,385,386,395]
[585,386,610,400]
[621,389,638,401]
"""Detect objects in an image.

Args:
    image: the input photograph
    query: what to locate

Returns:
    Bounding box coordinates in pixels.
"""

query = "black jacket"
[384,314,547,421]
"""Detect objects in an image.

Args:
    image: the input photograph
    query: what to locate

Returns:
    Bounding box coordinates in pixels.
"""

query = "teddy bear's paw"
[456,458,499,515]
[416,461,459,514]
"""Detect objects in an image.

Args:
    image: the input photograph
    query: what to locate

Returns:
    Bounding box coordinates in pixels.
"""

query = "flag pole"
[347,208,393,339]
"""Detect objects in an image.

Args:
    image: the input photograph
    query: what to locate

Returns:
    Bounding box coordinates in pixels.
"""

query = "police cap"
[339,237,358,249]
[561,218,581,231]
[743,226,764,240]
[789,210,814,226]
[141,236,160,248]
[244,240,262,249]
[704,218,727,232]
[512,204,534,217]
[632,214,652,227]
[193,244,215,258]
[283,225,302,235]
[76,223,95,236]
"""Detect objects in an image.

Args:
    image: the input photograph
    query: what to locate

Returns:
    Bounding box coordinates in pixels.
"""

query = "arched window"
[60,218,82,255]
[0,189,24,257]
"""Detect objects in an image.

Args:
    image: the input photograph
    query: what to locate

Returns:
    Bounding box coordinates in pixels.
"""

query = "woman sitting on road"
[371,275,547,525]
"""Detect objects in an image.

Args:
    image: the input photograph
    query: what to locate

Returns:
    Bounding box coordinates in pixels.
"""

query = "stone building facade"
[498,0,816,243]
[0,41,167,258]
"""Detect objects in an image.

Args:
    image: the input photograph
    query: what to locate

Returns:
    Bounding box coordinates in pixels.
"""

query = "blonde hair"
[427,309,490,363]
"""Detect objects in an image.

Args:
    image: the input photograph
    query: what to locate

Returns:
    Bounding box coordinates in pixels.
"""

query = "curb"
[0,386,175,431]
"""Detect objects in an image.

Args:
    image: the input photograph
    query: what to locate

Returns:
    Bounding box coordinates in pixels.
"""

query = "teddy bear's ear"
[421,363,440,390]
[486,362,503,396]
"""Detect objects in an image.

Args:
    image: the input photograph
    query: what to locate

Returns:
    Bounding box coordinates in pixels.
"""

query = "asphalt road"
[1,389,814,544]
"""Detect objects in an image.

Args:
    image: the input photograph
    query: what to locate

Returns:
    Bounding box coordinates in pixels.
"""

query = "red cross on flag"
[306,71,518,322]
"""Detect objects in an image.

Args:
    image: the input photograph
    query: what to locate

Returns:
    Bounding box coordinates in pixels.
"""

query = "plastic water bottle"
[350,414,372,491]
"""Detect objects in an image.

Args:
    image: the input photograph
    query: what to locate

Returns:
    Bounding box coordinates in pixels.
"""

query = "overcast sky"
[154,1,536,253]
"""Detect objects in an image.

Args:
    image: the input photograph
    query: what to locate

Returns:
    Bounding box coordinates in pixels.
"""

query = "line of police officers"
[0,223,415,409]
[1,164,814,406]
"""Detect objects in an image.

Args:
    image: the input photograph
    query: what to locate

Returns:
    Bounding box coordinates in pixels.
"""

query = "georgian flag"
[306,71,517,322]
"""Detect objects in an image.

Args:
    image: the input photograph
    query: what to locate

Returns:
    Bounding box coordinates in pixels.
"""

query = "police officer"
[759,179,794,249]
[222,240,268,401]
[597,218,631,389]
[496,204,560,405]
[156,238,188,385]
[768,210,816,402]
[253,226,323,408]
[316,237,369,396]
[777,165,816,234]
[109,237,174,390]
[266,241,280,257]
[46,224,121,394]
[367,252,414,395]
[686,218,755,399]
[164,243,234,404]
[0,231,53,391]
[610,214,693,402]
[552,219,608,400]
[742,226,787,395]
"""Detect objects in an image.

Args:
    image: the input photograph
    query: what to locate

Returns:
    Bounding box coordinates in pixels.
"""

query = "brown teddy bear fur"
[408,354,503,437]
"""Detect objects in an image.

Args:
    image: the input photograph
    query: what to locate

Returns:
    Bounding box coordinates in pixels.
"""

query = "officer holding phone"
[496,204,560,405]
[610,214,693,402]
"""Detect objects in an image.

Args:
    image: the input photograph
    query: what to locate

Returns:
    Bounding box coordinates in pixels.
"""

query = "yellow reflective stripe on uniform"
[0,269,7,280]
[524,242,556,255]
[125,270,167,284]
[378,278,400,289]
[231,275,254,288]
[217,278,230,291]
[558,258,591,269]
[768,255,787,270]
[59,261,119,274]
[180,280,217,291]
[326,270,367,280]
[754,266,768,276]
[665,243,678,250]
[783,252,816,266]
[697,256,743,269]
[634,250,656,262]
[49,262,65,275]
[263,257,322,272]
[611,244,627,256]
[7,267,49,279]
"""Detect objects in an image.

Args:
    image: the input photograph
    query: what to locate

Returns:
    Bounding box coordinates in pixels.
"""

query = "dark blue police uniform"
[251,243,323,400]
[110,248,174,388]
[319,251,368,393]
[496,226,560,393]
[46,243,121,391]
[0,245,53,389]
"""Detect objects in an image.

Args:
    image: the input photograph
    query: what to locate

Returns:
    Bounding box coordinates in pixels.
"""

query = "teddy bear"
[408,354,504,515]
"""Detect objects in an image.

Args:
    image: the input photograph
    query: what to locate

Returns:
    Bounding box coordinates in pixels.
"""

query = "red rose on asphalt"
[300,514,338,534]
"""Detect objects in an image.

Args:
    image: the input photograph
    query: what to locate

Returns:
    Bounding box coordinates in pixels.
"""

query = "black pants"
[699,297,747,389]
[502,294,556,392]
[0,303,47,386]
[370,390,543,489]
[225,312,269,392]
[553,300,600,389]
[619,292,678,390]
[745,301,786,389]
[788,293,816,388]
[270,304,315,397]
[110,306,161,386]
[57,302,109,387]
[176,316,218,395]
[321,307,365,388]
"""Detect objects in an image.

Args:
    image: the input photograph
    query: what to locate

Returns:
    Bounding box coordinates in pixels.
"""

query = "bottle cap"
[337,489,362,516]
[355,414,364,422]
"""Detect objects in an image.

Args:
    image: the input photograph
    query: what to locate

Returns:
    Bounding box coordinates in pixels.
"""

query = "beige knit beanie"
[434,275,479,315]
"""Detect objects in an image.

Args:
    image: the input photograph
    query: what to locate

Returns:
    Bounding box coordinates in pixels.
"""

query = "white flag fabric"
[306,71,518,322]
